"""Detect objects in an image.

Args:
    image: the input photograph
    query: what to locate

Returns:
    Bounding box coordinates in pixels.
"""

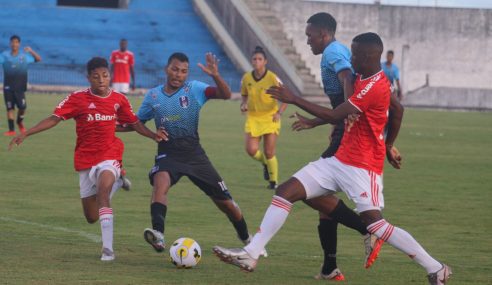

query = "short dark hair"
[87,57,109,74]
[120,38,127,42]
[387,50,394,55]
[353,32,384,49]
[167,52,189,65]
[252,46,267,59]
[10,35,21,42]
[307,12,337,33]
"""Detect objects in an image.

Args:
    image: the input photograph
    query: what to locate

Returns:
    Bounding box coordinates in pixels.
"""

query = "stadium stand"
[0,0,242,90]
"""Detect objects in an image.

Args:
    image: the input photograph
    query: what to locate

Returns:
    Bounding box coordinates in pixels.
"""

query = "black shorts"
[3,89,26,110]
[148,147,232,201]
[321,122,345,158]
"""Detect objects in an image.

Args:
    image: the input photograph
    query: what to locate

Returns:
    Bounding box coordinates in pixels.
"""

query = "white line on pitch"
[0,216,101,243]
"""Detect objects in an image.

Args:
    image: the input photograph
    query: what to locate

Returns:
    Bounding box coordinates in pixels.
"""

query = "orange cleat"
[314,268,346,281]
[17,122,26,134]
[365,235,384,269]
[4,130,16,136]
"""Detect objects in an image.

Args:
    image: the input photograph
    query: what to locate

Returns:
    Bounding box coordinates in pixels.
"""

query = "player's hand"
[155,127,169,142]
[198,52,219,77]
[386,145,402,169]
[290,112,315,131]
[8,134,26,151]
[267,85,297,104]
[240,102,248,113]
[272,112,281,122]
[24,46,33,53]
[344,113,360,133]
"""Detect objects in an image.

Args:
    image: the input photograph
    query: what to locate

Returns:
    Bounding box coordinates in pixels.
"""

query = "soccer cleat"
[364,233,384,268]
[143,228,165,252]
[262,164,270,181]
[241,235,268,258]
[3,130,16,136]
[314,267,346,281]
[267,181,278,190]
[100,247,115,261]
[17,122,26,134]
[427,264,452,285]
[120,175,131,191]
[212,246,258,272]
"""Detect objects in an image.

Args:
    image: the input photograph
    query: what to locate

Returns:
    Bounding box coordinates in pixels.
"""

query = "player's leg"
[79,169,99,223]
[245,132,269,181]
[3,90,16,136]
[144,170,172,252]
[15,91,27,133]
[263,133,279,189]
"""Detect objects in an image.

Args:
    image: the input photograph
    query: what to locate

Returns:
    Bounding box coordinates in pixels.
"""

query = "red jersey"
[53,88,139,171]
[110,50,134,83]
[335,71,391,174]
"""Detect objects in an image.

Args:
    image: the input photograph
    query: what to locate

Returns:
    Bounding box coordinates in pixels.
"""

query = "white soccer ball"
[169,237,202,268]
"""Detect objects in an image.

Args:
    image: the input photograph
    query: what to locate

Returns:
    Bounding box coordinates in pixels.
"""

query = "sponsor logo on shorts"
[360,192,368,198]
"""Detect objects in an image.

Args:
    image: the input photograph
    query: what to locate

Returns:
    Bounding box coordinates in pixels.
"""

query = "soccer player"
[110,38,135,94]
[213,33,451,285]
[120,52,255,254]
[382,50,402,100]
[0,35,41,136]
[9,57,165,261]
[240,46,287,189]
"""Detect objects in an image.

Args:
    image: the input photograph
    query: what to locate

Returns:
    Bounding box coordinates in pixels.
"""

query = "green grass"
[0,93,491,285]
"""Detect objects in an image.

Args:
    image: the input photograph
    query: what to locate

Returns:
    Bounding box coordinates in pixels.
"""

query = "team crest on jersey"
[179,96,189,108]
[114,103,120,111]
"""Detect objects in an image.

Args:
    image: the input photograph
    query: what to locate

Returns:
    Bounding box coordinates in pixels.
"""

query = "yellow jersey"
[241,70,281,116]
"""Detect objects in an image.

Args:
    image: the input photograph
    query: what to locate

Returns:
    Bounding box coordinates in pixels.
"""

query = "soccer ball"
[169,237,202,268]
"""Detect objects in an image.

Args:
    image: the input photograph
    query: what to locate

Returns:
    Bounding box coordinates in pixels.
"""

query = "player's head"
[165,52,189,90]
[10,35,21,52]
[251,46,267,72]
[351,32,384,75]
[120,38,128,51]
[86,57,111,95]
[386,50,394,62]
[305,12,337,55]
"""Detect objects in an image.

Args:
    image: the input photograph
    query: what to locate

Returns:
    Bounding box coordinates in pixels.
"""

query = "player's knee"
[275,180,305,203]
[85,215,99,224]
[245,146,257,157]
[264,150,275,159]
[360,210,383,227]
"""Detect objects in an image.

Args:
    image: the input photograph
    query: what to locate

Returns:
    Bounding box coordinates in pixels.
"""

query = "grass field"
[0,93,491,285]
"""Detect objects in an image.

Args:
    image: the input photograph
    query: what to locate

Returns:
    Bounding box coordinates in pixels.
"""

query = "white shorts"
[112,82,130,94]
[293,156,384,213]
[79,160,122,198]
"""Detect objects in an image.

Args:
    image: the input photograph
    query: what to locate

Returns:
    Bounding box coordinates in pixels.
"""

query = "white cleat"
[100,248,115,261]
[213,246,258,272]
[314,267,346,281]
[428,264,452,285]
[241,235,268,258]
[143,228,165,252]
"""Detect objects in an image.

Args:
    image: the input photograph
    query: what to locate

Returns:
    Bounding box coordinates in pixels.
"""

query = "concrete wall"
[268,0,492,92]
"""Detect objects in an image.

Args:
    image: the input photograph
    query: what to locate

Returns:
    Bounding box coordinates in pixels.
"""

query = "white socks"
[244,196,292,259]
[367,219,442,273]
[99,207,114,252]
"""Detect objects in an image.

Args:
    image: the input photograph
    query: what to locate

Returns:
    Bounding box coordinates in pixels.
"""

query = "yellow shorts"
[245,114,281,137]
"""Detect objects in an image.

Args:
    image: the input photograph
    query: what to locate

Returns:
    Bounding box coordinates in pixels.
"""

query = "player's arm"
[198,52,231,100]
[268,85,359,124]
[24,46,41,62]
[130,65,135,90]
[240,94,248,112]
[127,121,168,142]
[385,93,404,169]
[9,115,61,150]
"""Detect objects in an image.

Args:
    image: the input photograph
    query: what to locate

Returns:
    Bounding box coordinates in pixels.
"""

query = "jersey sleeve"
[240,74,248,96]
[129,53,134,66]
[25,52,35,64]
[0,53,5,64]
[326,50,352,74]
[53,93,78,120]
[192,80,210,106]
[348,79,379,113]
[137,90,155,122]
[117,95,138,124]
[110,51,115,64]
[393,65,400,80]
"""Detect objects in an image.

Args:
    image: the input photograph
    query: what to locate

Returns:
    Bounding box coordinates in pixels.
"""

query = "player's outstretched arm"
[267,85,359,124]
[24,46,42,62]
[130,121,168,142]
[385,93,404,169]
[9,115,61,150]
[198,52,231,100]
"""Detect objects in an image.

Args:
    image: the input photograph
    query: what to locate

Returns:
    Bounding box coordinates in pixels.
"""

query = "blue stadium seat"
[0,0,242,90]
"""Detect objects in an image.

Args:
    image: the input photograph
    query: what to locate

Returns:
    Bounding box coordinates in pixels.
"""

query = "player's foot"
[100,248,115,261]
[143,228,165,252]
[364,233,384,268]
[241,235,268,258]
[314,267,346,281]
[3,130,16,136]
[212,246,257,272]
[427,264,452,285]
[267,181,278,190]
[120,175,131,191]
[262,164,270,181]
[17,122,26,134]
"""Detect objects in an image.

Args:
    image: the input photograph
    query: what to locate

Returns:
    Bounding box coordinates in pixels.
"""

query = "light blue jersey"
[320,40,353,108]
[137,80,209,140]
[0,50,35,92]
[381,62,400,83]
